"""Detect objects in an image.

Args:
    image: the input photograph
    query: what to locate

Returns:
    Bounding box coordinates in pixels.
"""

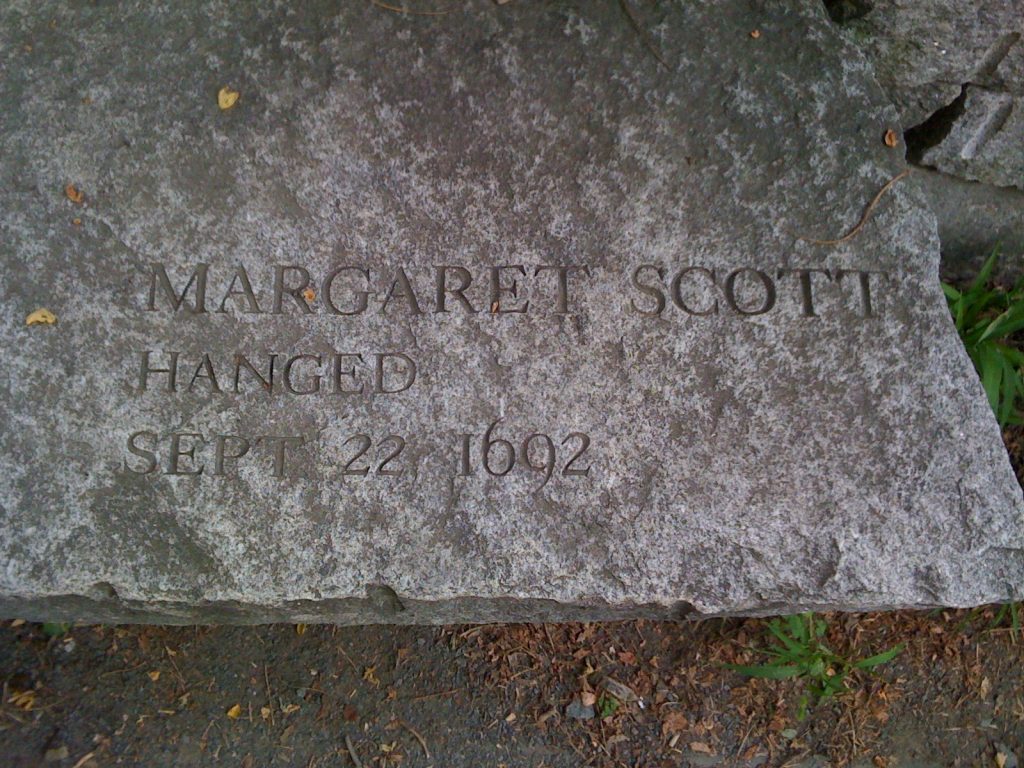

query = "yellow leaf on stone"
[218,86,240,110]
[26,308,57,326]
[226,703,242,719]
[295,623,307,636]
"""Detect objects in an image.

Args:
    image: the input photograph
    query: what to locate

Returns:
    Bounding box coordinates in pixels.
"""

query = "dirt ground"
[0,606,1021,768]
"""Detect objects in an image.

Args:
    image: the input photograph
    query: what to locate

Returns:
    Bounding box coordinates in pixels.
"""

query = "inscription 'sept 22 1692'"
[124,261,890,479]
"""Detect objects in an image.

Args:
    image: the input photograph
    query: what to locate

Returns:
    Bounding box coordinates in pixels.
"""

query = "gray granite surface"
[0,0,1021,623]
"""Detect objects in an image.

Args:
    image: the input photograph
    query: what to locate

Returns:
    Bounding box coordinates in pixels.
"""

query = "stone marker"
[0,0,1021,624]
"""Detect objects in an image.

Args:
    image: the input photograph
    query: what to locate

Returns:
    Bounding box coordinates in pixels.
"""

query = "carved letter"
[777,268,832,317]
[167,432,205,475]
[723,268,776,316]
[283,354,322,395]
[670,267,719,316]
[489,265,529,314]
[217,266,262,313]
[214,434,251,476]
[147,263,208,313]
[323,266,371,315]
[139,351,178,392]
[375,353,416,394]
[125,430,158,475]
[272,265,313,314]
[435,266,477,313]
[382,268,423,315]
[534,265,591,315]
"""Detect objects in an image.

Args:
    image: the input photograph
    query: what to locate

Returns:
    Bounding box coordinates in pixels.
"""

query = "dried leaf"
[580,691,597,707]
[884,129,899,148]
[9,690,35,711]
[64,184,84,204]
[148,670,161,682]
[749,29,761,39]
[226,703,242,719]
[996,753,1007,768]
[260,706,271,720]
[295,623,307,636]
[661,710,689,736]
[218,86,240,110]
[363,666,380,686]
[690,742,714,755]
[26,308,57,326]
[282,703,300,714]
[302,288,316,302]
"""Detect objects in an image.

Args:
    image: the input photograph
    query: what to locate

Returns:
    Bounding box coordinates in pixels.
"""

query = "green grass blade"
[852,644,904,669]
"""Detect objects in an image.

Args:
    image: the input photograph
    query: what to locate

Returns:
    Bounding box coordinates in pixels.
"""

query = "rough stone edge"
[0,592,987,626]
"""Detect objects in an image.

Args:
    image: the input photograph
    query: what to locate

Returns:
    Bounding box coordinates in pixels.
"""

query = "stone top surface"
[0,0,1021,623]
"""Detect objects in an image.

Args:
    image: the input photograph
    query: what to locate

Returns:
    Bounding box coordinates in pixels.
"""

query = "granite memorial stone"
[0,0,1022,623]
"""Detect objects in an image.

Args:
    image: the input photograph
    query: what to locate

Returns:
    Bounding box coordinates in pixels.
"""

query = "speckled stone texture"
[830,0,1023,189]
[0,0,1021,624]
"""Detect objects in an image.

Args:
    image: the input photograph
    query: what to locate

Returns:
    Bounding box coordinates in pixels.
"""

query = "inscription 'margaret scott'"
[1,0,1021,625]
[148,262,892,321]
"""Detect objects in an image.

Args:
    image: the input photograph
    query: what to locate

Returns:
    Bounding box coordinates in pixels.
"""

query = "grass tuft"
[943,249,1024,428]
[727,612,902,720]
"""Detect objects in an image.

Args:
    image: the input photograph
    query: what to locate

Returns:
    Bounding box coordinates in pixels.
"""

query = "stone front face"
[0,0,1021,624]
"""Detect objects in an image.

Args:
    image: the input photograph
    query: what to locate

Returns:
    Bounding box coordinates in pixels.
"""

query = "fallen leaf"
[302,288,316,302]
[44,746,69,763]
[690,742,715,755]
[995,753,1007,768]
[64,184,84,204]
[26,308,57,326]
[260,706,271,720]
[11,619,26,627]
[282,703,300,714]
[884,129,899,148]
[218,86,240,110]
[72,218,82,226]
[661,710,689,736]
[979,676,992,699]
[148,670,161,682]
[9,690,36,710]
[363,666,380,686]
[749,29,761,39]
[600,676,639,704]
[295,623,307,636]
[505,712,517,723]
[580,691,597,707]
[226,703,242,719]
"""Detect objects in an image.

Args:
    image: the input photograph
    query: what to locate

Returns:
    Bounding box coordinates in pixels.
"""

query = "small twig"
[98,663,146,679]
[370,0,450,15]
[795,168,911,246]
[345,735,363,768]
[70,753,96,768]
[617,0,668,69]
[410,688,460,702]
[400,719,430,758]
[263,665,275,725]
[337,644,357,671]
